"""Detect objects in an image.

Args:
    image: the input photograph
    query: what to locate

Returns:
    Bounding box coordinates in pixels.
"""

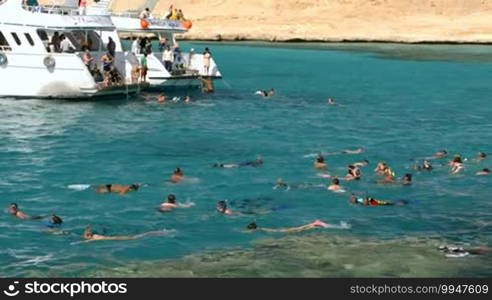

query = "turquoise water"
[1,42,491,277]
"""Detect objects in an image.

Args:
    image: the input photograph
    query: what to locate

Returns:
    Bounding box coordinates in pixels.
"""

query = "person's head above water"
[316,155,325,163]
[130,184,140,191]
[216,200,227,213]
[349,195,358,204]
[332,178,340,185]
[453,155,463,163]
[174,167,183,175]
[246,222,257,230]
[51,214,63,225]
[403,173,412,183]
[478,152,487,159]
[167,194,176,204]
[83,225,94,239]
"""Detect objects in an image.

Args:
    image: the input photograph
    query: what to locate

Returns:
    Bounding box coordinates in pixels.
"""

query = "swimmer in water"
[83,225,162,242]
[314,155,327,169]
[476,168,490,176]
[158,194,193,212]
[184,96,191,103]
[157,93,167,103]
[345,165,362,181]
[449,155,464,174]
[170,167,184,183]
[412,160,433,171]
[255,88,275,98]
[378,168,396,183]
[216,200,233,215]
[353,159,369,167]
[41,214,69,234]
[349,195,407,206]
[214,157,264,168]
[438,245,489,257]
[8,203,44,220]
[374,161,390,175]
[434,150,448,159]
[328,178,344,192]
[246,220,329,233]
[274,178,290,190]
[327,98,338,105]
[341,148,365,154]
[401,173,413,185]
[474,152,487,162]
[95,184,140,195]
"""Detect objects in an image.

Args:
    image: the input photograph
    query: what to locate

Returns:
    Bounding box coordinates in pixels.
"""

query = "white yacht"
[0,0,139,99]
[89,0,222,88]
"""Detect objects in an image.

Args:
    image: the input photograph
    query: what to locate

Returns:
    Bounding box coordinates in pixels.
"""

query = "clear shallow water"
[0,42,491,277]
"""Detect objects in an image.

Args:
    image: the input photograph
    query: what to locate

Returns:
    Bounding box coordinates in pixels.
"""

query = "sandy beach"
[108,0,492,43]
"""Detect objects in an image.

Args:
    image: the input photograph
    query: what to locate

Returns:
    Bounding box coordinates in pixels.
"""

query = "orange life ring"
[140,19,149,29]
[182,20,192,30]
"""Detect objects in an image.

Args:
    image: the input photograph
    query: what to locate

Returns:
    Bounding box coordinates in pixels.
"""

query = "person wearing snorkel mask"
[216,200,233,215]
[95,183,140,195]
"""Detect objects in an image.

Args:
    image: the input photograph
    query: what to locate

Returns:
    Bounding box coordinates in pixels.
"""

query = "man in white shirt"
[60,35,73,53]
[140,8,150,20]
[163,46,174,72]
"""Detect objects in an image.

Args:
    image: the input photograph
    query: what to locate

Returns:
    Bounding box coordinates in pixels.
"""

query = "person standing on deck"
[107,37,116,58]
[50,32,61,53]
[78,0,88,16]
[140,8,151,20]
[203,47,211,75]
[131,37,140,55]
[163,46,174,73]
[140,53,148,83]
[83,49,93,70]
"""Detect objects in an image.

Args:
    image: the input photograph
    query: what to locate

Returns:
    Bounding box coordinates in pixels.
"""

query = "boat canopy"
[0,0,116,30]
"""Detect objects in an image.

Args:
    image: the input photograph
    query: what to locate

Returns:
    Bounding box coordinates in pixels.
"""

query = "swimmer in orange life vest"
[170,167,184,183]
[246,220,329,233]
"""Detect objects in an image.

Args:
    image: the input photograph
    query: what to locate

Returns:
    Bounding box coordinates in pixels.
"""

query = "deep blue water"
[1,42,491,277]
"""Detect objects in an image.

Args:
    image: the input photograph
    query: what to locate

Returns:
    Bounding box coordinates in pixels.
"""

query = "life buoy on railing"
[43,55,56,69]
[0,52,7,66]
[182,20,192,30]
[140,19,150,29]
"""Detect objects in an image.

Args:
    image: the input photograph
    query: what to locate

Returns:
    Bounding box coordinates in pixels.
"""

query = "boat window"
[25,33,35,46]
[37,29,49,42]
[11,33,21,45]
[0,31,10,50]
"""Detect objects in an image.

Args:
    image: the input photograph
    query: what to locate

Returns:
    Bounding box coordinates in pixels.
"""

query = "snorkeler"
[170,167,185,183]
[95,184,140,195]
[246,220,329,233]
[474,152,487,162]
[449,155,464,174]
[157,93,167,102]
[438,245,489,258]
[401,173,413,185]
[216,200,234,215]
[8,203,43,220]
[412,160,433,171]
[476,168,490,176]
[434,150,448,159]
[255,88,275,98]
[353,159,369,167]
[345,165,362,181]
[328,178,345,192]
[213,157,263,168]
[83,225,164,242]
[42,214,63,228]
[158,194,194,212]
[327,98,338,105]
[314,155,327,169]
[349,195,407,206]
